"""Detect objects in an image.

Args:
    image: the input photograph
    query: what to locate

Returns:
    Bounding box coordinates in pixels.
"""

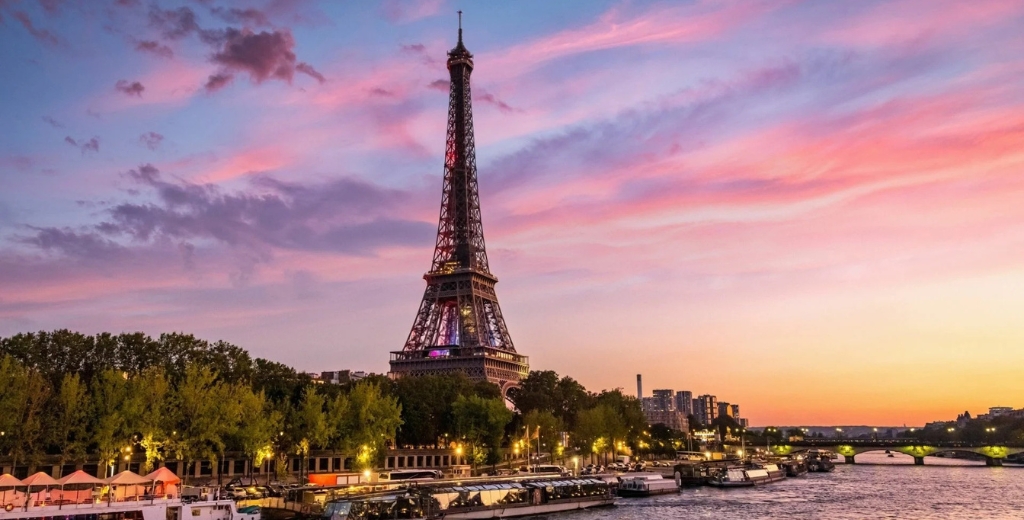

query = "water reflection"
[557,463,1024,519]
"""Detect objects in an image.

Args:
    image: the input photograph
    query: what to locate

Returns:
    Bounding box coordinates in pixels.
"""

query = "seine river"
[561,453,1024,519]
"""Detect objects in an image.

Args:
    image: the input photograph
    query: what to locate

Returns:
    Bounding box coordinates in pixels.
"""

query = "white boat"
[0,469,258,520]
[0,491,258,520]
[617,473,679,497]
[322,477,614,519]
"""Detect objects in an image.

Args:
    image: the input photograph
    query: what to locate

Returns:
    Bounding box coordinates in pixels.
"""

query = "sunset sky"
[3,0,1024,426]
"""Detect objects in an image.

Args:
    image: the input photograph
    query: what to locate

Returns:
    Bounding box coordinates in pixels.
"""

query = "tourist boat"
[752,463,787,483]
[672,461,734,486]
[805,450,836,472]
[616,474,678,497]
[706,468,758,488]
[781,459,808,477]
[321,478,614,519]
[0,469,259,520]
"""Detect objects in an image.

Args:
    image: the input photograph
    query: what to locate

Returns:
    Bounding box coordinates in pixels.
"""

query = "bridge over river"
[751,439,1024,466]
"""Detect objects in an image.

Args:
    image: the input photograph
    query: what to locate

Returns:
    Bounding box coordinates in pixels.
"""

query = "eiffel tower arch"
[389,15,529,395]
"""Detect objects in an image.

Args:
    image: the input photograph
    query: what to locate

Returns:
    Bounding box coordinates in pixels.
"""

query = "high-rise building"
[636,374,643,399]
[693,394,718,426]
[651,389,675,412]
[389,18,529,396]
[731,404,740,420]
[675,391,693,416]
[718,402,733,419]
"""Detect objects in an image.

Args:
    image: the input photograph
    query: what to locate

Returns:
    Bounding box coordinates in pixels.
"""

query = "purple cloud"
[204,73,233,92]
[64,136,100,154]
[427,79,449,91]
[139,131,164,150]
[115,80,145,97]
[78,164,435,257]
[12,11,60,46]
[296,62,325,83]
[476,89,519,113]
[206,28,323,90]
[20,227,125,262]
[148,6,202,40]
[134,40,173,58]
[41,116,63,128]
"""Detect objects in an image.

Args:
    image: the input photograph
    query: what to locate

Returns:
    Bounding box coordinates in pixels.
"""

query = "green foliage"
[344,381,402,469]
[393,373,498,447]
[523,409,562,453]
[233,389,282,479]
[168,364,245,479]
[452,395,513,466]
[510,371,593,430]
[0,355,51,467]
[50,373,90,470]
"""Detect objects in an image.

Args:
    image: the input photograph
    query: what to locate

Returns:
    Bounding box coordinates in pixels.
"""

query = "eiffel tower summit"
[389,14,529,395]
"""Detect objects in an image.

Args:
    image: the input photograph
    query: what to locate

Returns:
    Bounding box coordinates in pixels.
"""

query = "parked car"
[224,488,247,500]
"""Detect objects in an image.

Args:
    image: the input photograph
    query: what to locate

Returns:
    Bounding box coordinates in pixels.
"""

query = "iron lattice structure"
[390,19,528,394]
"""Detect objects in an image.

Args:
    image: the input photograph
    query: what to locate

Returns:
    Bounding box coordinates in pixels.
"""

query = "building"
[731,404,740,419]
[675,391,693,416]
[718,402,733,419]
[644,410,690,433]
[693,394,718,426]
[320,370,367,385]
[388,21,528,396]
[650,389,675,412]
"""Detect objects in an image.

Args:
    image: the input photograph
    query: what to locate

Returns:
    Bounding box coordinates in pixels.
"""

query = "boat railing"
[1,493,183,515]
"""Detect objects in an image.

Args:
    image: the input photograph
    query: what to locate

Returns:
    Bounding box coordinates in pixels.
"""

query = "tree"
[50,373,90,475]
[344,381,403,470]
[0,356,51,469]
[168,364,243,483]
[710,415,741,439]
[522,410,562,459]
[293,386,331,478]
[452,395,512,468]
[235,389,282,483]
[509,371,594,431]
[91,369,135,475]
[133,367,171,473]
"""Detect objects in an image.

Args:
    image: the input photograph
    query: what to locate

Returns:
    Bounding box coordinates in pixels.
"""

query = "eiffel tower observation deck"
[389,14,529,395]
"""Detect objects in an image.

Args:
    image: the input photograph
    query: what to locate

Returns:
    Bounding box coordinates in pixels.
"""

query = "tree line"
[0,331,400,481]
[1,330,656,478]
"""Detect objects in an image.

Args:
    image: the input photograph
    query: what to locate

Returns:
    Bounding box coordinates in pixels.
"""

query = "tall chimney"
[636,374,643,399]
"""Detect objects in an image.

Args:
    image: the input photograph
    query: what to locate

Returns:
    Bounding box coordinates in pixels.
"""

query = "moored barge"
[321,478,614,519]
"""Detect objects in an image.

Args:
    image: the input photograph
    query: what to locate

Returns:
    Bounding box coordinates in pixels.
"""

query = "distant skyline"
[3,0,1024,426]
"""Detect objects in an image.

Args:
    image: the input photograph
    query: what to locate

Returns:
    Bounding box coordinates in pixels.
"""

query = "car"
[223,488,247,500]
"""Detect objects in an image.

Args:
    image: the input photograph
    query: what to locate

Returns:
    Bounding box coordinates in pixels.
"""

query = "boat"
[672,460,733,487]
[805,450,836,472]
[752,463,787,483]
[616,474,678,497]
[0,476,258,520]
[321,477,614,519]
[706,468,757,488]
[780,459,808,477]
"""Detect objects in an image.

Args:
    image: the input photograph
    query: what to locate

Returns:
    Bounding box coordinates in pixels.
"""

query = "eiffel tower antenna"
[389,16,528,396]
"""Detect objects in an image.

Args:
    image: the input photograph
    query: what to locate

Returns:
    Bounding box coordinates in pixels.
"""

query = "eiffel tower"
[389,14,529,395]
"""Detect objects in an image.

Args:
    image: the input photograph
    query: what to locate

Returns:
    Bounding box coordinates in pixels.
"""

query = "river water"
[560,453,1024,519]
